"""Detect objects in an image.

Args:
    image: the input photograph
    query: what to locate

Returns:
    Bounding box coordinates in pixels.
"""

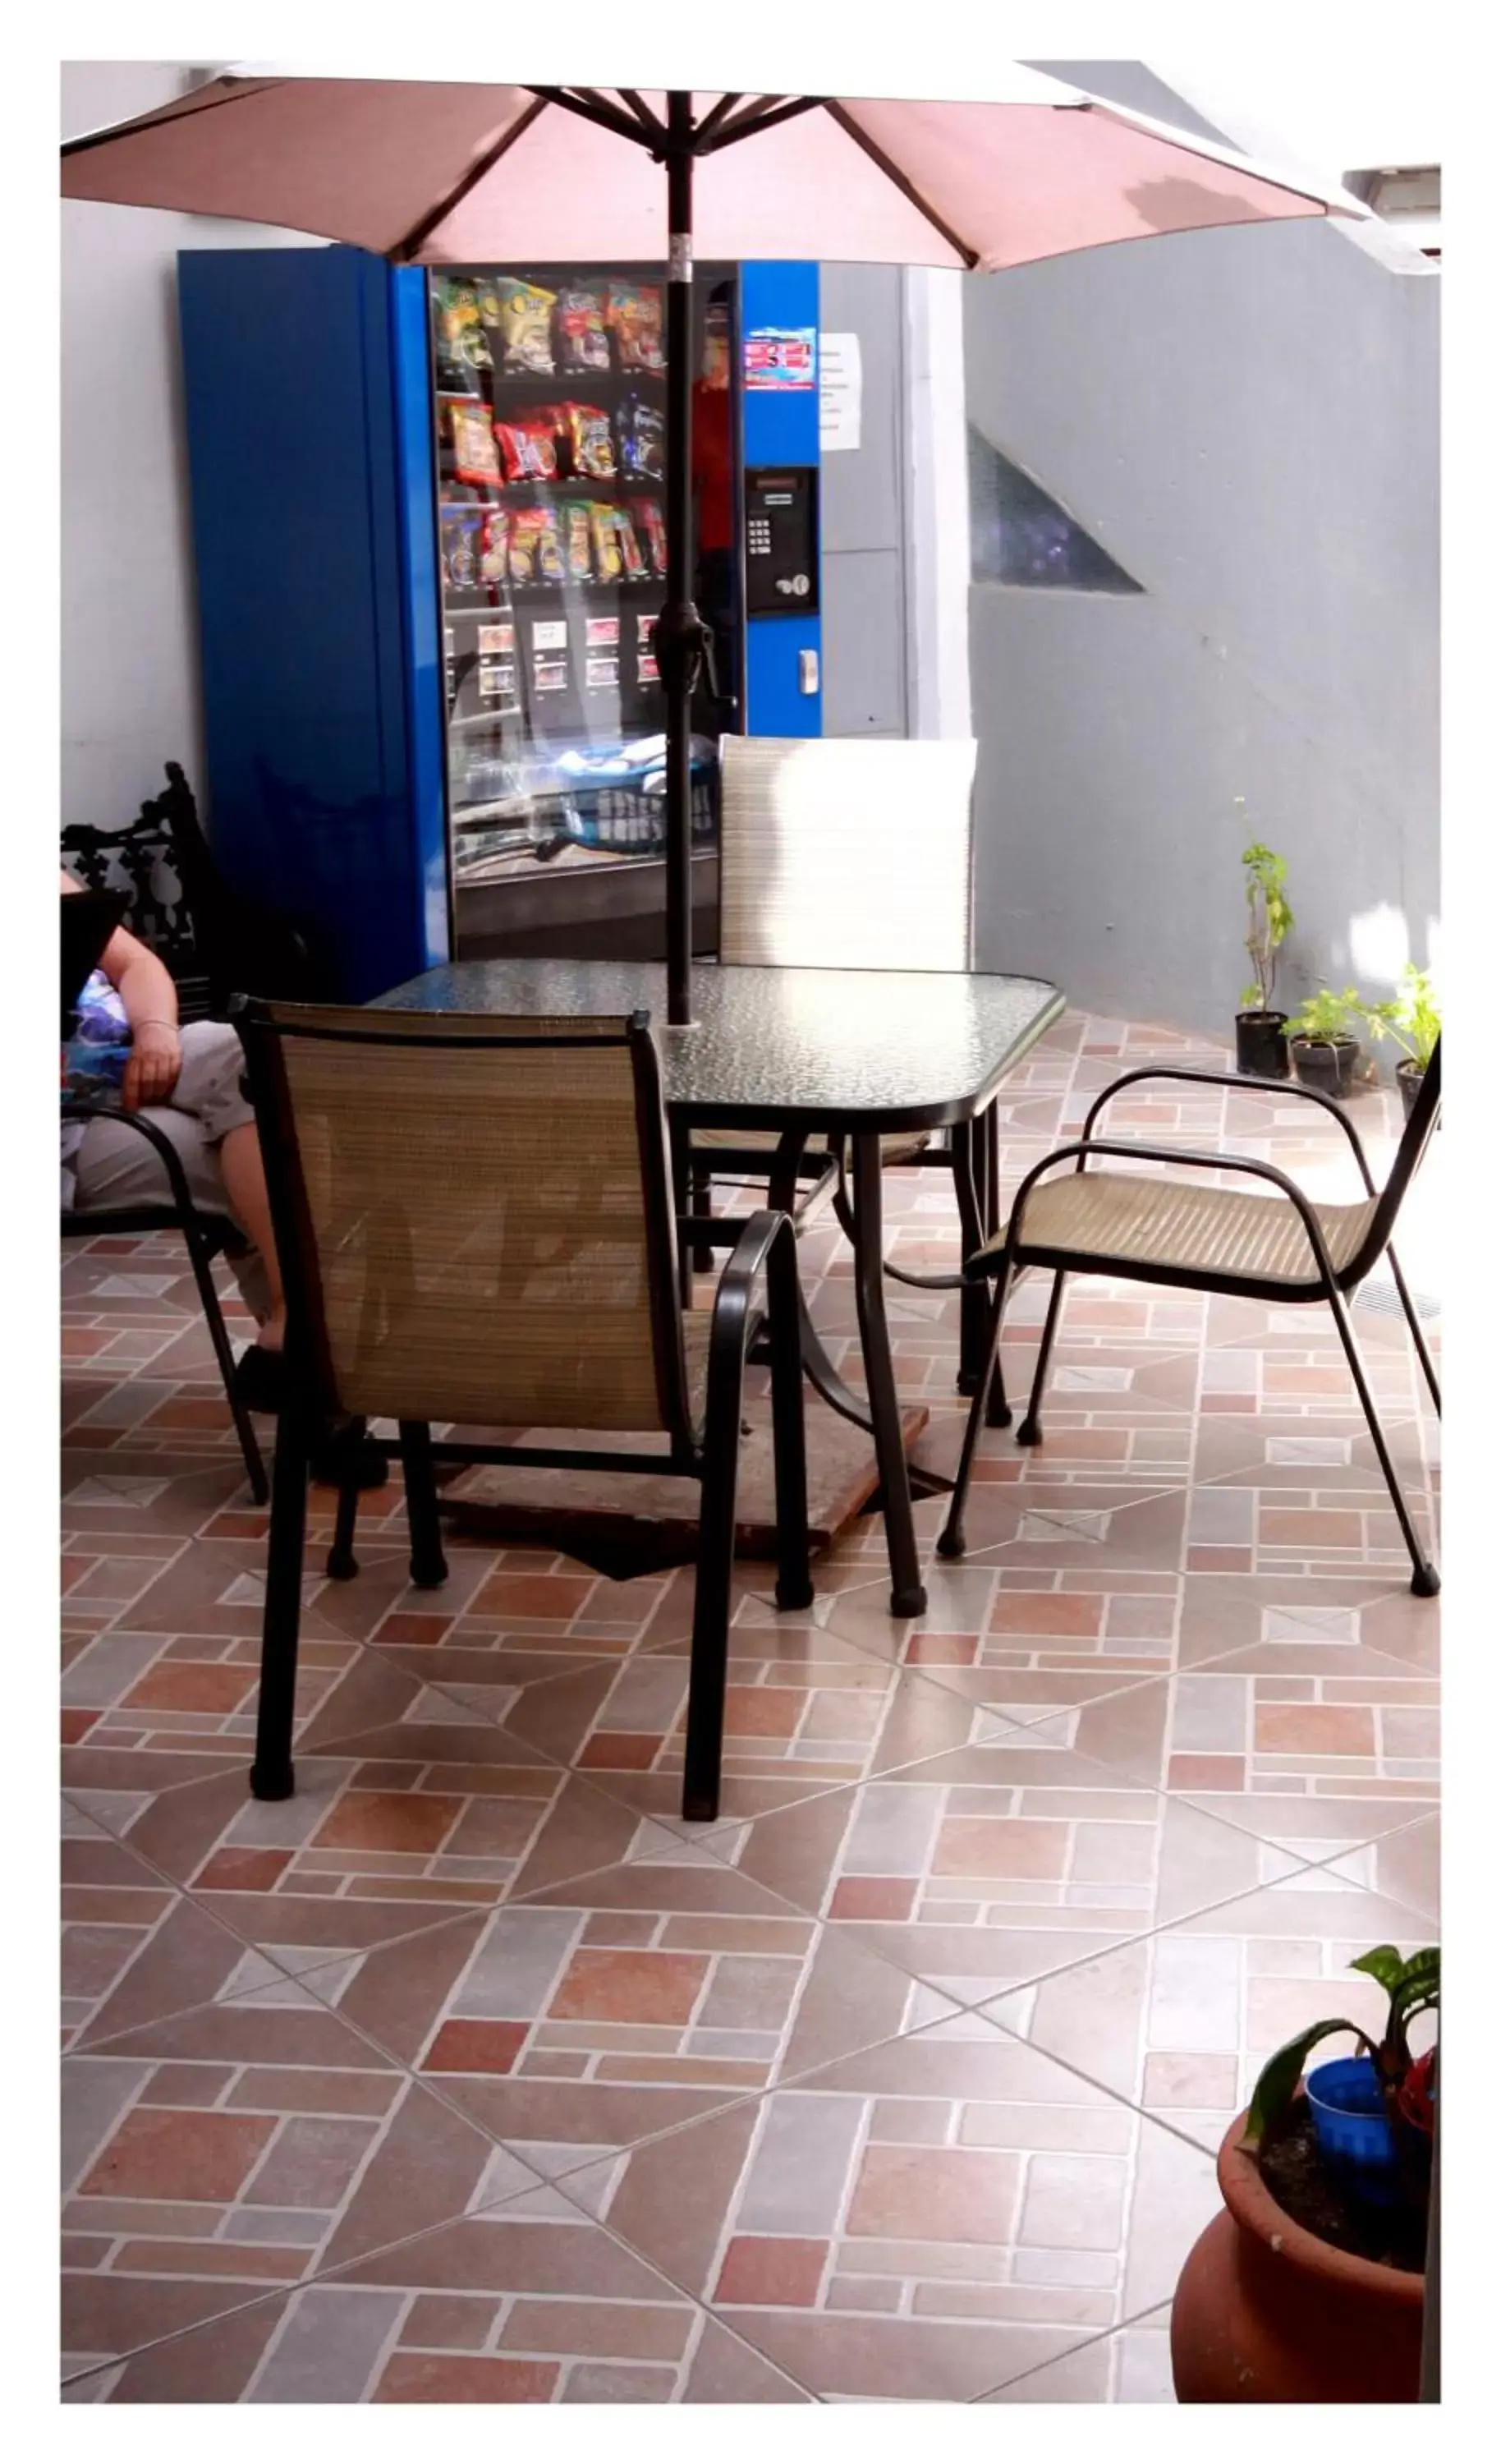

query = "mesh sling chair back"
[235,1000,812,1822]
[939,1041,1443,1595]
[694,733,991,1357]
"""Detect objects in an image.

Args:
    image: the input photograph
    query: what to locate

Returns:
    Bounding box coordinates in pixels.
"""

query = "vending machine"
[177,244,823,1001]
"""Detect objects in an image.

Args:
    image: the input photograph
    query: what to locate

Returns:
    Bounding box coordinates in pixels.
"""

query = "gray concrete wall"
[966,70,1439,1032]
[819,263,911,734]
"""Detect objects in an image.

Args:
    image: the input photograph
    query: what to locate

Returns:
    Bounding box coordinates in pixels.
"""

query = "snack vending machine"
[177,245,823,1001]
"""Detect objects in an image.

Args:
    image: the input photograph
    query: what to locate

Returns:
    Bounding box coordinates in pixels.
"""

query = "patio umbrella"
[62,70,1366,1025]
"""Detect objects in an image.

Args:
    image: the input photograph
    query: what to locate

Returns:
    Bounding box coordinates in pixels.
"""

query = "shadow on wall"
[966,425,1143,594]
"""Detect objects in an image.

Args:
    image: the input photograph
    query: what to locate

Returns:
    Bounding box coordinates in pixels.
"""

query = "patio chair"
[62,1102,269,1504]
[692,733,989,1326]
[938,1042,1443,1595]
[233,1000,813,1823]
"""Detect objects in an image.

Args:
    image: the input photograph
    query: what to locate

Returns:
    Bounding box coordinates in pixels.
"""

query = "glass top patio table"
[375,958,1066,1616]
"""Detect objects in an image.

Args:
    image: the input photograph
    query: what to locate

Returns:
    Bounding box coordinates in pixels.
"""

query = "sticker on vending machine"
[636,611,659,684]
[531,620,567,652]
[585,616,620,649]
[743,326,817,389]
[477,621,515,657]
[585,653,620,690]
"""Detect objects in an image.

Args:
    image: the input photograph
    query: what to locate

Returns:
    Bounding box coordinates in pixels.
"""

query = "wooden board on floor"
[439,1395,930,1579]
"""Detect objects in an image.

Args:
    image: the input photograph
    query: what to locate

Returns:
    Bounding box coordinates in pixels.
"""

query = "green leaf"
[1398,1947,1440,1993]
[1350,1946,1407,1993]
[1243,2018,1366,2148]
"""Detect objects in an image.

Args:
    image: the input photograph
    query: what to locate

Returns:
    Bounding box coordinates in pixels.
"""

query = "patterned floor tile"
[62,1976,539,2367]
[61,1797,273,2053]
[62,2191,810,2401]
[558,2011,1219,2401]
[648,1772,1304,2009]
[290,1850,955,2180]
[981,1866,1439,2155]
[980,2301,1174,2401]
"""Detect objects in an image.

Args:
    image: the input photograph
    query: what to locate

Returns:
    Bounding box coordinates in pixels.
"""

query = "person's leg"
[172,1024,284,1345]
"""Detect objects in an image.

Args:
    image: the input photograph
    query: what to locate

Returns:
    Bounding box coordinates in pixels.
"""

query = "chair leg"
[690,1164,715,1277]
[1385,1244,1441,1418]
[250,1409,310,1800]
[766,1229,814,1615]
[1017,1271,1068,1446]
[682,1321,750,1823]
[937,1267,1012,1561]
[180,1219,269,1505]
[325,1437,361,1583]
[1324,1285,1440,1597]
[399,1420,449,1590]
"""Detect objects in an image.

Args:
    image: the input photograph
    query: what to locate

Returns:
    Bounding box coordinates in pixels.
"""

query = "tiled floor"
[60,1009,1440,2403]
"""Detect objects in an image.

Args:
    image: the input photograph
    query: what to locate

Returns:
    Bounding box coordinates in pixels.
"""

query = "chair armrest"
[1081,1066,1378,1196]
[60,1099,202,1223]
[967,1138,1343,1289]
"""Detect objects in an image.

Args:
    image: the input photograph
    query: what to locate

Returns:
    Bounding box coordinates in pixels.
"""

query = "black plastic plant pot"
[1398,1059,1425,1120]
[1289,1035,1361,1099]
[1235,1010,1291,1080]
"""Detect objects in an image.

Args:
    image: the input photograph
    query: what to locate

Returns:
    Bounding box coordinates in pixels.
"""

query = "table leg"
[951,1119,989,1396]
[851,1132,926,1618]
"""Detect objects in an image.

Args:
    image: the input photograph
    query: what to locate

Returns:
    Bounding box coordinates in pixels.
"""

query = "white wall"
[61,62,323,834]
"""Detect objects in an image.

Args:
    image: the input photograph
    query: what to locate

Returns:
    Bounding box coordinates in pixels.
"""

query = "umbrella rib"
[614,89,668,144]
[691,93,748,147]
[821,100,979,267]
[390,92,552,262]
[531,86,659,149]
[61,74,285,160]
[698,96,827,152]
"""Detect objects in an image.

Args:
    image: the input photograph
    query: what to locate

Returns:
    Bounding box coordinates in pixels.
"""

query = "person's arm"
[61,869,181,1109]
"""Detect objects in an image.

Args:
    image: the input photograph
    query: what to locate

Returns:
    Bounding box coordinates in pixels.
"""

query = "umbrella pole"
[656,90,705,1028]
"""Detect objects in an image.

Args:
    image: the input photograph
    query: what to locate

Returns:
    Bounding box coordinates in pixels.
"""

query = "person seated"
[61,871,383,1479]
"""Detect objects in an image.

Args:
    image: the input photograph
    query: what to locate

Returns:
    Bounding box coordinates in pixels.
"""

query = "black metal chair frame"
[235,1003,814,1825]
[62,1101,269,1506]
[939,1047,1443,1597]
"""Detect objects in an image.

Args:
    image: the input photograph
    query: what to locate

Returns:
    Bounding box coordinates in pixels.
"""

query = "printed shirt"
[61,967,131,1204]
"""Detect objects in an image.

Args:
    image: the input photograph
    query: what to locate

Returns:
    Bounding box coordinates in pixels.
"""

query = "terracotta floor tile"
[63,2191,810,2402]
[565,2011,1217,2400]
[289,1850,959,2180]
[62,1977,533,2366]
[982,1867,1438,2153]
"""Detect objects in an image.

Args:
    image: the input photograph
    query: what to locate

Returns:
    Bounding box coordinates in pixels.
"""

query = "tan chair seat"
[990,1170,1379,1288]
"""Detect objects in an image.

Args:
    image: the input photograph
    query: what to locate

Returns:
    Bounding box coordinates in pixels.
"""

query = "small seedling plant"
[1240,829,1294,1014]
[1285,986,1361,1048]
[1357,965,1440,1070]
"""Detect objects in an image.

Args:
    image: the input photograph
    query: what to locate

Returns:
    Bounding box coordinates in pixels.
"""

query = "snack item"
[479,276,557,374]
[562,402,616,480]
[637,497,668,578]
[432,276,491,382]
[508,505,563,585]
[439,505,482,591]
[479,509,509,588]
[494,416,559,485]
[606,280,664,371]
[588,501,625,584]
[614,506,646,580]
[617,393,665,481]
[555,284,610,373]
[449,399,501,488]
[562,501,594,583]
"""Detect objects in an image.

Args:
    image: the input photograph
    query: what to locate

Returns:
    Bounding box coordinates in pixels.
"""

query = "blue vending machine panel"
[739,261,822,739]
[178,247,449,1002]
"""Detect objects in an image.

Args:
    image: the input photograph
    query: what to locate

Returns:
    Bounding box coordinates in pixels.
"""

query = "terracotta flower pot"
[1170,2107,1424,2404]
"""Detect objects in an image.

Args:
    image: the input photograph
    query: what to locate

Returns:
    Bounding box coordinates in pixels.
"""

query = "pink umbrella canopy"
[62,67,1361,268]
[63,72,1365,1022]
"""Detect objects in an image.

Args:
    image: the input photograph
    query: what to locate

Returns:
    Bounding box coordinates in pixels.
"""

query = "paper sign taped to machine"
[819,333,862,451]
[744,327,816,389]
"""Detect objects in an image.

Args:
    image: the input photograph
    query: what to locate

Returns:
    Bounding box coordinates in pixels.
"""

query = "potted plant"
[1356,964,1440,1120]
[1283,984,1364,1099]
[1235,830,1294,1079]
[1171,1944,1438,2404]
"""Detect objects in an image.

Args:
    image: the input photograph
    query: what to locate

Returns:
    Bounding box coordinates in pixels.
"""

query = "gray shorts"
[62,1020,271,1319]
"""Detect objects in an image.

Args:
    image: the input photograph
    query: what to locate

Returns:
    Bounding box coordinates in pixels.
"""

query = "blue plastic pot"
[1305,2057,1399,2205]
